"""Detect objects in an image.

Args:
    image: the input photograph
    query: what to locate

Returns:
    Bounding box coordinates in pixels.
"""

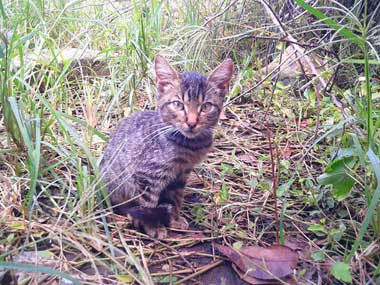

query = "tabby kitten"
[100,55,233,238]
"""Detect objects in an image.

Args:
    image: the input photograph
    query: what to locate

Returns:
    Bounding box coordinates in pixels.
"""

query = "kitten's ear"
[207,58,234,90]
[155,55,179,89]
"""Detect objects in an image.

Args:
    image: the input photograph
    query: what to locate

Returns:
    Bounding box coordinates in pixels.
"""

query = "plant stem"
[364,42,372,149]
[362,0,373,149]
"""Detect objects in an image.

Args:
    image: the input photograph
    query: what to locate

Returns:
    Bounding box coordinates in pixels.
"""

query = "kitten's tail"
[122,205,172,227]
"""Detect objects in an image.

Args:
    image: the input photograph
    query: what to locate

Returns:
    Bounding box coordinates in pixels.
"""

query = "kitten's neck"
[166,129,212,151]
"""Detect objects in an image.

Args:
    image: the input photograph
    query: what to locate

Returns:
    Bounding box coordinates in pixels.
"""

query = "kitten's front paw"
[170,216,189,230]
[144,226,168,239]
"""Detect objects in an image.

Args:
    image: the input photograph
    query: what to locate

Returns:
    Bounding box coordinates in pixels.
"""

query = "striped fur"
[100,56,233,238]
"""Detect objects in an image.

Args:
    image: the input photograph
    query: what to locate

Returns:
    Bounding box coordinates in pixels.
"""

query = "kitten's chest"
[172,148,210,167]
[163,131,212,166]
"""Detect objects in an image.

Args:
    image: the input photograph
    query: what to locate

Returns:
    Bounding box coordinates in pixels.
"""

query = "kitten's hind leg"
[130,218,168,239]
[170,216,189,230]
[143,225,168,239]
[159,182,189,230]
[125,205,172,238]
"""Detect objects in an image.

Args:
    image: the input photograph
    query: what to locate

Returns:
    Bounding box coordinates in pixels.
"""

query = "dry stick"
[145,238,196,273]
[202,0,240,27]
[247,34,365,140]
[266,129,279,244]
[174,260,224,285]
[258,0,327,89]
[225,39,323,107]
[237,33,338,59]
[256,1,325,244]
[260,33,285,244]
[258,0,326,140]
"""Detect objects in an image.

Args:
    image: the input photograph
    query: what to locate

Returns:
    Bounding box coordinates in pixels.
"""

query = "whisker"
[95,123,172,186]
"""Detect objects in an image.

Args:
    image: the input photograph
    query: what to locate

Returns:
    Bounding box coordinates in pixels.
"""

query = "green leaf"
[117,274,133,283]
[229,84,241,98]
[0,262,81,285]
[330,262,352,283]
[295,0,365,46]
[245,178,258,188]
[318,157,356,201]
[6,233,15,243]
[220,183,229,202]
[311,251,325,262]
[158,276,178,283]
[348,149,380,260]
[308,224,327,236]
[233,241,243,250]
[192,204,203,224]
[38,251,54,259]
[334,148,357,159]
[328,223,346,242]
[342,58,380,65]
[277,178,294,198]
[221,163,234,175]
[10,221,25,231]
[222,223,235,232]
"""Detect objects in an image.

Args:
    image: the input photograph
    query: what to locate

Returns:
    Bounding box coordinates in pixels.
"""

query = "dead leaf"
[284,237,310,260]
[232,263,296,284]
[260,45,326,80]
[280,146,292,160]
[219,109,228,120]
[110,213,128,222]
[238,153,257,166]
[214,243,298,281]
[0,173,12,189]
[89,237,104,252]
[300,119,308,128]
[186,173,204,187]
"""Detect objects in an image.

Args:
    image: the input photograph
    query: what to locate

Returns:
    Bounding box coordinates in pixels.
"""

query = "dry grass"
[1,0,380,284]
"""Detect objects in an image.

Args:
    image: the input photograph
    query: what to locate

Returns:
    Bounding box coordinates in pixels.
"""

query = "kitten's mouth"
[180,128,200,138]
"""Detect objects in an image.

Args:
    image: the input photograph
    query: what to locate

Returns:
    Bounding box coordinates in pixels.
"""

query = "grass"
[1,0,380,284]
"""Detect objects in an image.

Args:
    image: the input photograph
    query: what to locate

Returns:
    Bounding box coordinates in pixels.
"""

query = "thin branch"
[258,0,327,89]
[202,0,240,27]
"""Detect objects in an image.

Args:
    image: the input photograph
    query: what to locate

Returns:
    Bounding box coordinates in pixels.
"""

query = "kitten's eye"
[172,100,184,110]
[201,102,213,112]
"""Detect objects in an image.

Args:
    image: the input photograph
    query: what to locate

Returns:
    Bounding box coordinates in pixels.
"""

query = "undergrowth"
[0,0,379,284]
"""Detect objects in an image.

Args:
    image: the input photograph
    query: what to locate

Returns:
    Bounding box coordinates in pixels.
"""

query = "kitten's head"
[155,55,233,138]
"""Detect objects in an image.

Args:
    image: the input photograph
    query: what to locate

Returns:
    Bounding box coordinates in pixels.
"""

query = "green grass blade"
[347,148,380,261]
[295,0,365,46]
[8,97,31,150]
[0,262,81,285]
[8,97,41,210]
[0,0,6,20]
[60,112,107,142]
[342,58,380,65]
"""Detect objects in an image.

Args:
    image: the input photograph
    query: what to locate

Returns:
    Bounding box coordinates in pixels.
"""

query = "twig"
[267,128,279,244]
[258,0,327,89]
[262,39,283,245]
[202,0,240,27]
[330,92,365,138]
[146,239,196,273]
[236,34,337,57]
[174,260,224,284]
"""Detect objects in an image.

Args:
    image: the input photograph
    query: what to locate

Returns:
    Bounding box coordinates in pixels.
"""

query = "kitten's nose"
[186,121,197,129]
[186,112,198,129]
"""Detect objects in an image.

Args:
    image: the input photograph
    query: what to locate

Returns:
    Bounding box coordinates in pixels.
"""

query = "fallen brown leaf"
[232,263,296,285]
[219,109,228,120]
[237,153,257,166]
[186,173,204,187]
[214,243,298,281]
[280,146,292,160]
[300,119,308,128]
